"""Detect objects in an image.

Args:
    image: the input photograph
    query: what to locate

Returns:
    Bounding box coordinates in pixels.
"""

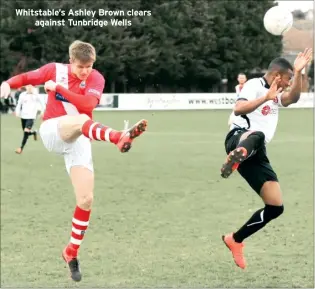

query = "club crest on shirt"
[261,105,271,115]
[56,76,68,88]
[80,81,86,88]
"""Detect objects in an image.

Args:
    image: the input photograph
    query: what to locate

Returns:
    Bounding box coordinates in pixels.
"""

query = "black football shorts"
[224,128,279,194]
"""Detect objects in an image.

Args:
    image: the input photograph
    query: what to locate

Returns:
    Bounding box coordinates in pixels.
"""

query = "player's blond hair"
[69,40,96,63]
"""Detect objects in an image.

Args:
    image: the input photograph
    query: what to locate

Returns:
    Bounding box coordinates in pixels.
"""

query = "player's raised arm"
[1,63,54,99]
[44,72,105,112]
[280,48,313,107]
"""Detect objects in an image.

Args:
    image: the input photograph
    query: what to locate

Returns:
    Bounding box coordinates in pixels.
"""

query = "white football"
[263,6,293,36]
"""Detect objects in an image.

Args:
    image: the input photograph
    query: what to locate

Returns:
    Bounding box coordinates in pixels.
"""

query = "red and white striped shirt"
[7,63,105,121]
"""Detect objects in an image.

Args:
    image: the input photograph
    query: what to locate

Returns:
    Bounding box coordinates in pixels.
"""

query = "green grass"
[1,109,314,288]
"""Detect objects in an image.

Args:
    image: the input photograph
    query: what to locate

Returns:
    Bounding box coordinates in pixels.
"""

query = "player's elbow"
[233,109,241,116]
[282,92,300,107]
[233,105,242,116]
[234,101,248,116]
[82,103,96,112]
[81,97,98,112]
[291,92,300,103]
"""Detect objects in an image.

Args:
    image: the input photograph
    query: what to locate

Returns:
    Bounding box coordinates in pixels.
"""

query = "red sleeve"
[85,72,105,100]
[6,63,55,89]
[55,72,105,112]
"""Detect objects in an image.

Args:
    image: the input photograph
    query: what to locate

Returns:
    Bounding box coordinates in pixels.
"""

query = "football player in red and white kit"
[1,40,148,282]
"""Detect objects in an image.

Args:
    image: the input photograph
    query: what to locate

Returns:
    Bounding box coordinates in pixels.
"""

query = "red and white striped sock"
[66,206,91,257]
[81,120,122,144]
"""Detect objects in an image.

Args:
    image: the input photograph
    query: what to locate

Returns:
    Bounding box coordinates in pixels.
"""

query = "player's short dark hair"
[268,57,293,73]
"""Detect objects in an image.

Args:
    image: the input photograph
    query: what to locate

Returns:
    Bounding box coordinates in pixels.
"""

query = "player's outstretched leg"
[58,114,148,153]
[221,131,265,178]
[81,117,148,153]
[222,181,284,269]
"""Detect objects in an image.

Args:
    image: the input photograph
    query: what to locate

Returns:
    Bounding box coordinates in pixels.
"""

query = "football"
[263,6,293,36]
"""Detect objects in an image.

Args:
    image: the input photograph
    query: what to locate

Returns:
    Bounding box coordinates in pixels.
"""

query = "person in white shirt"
[228,73,247,127]
[220,48,312,270]
[15,85,45,154]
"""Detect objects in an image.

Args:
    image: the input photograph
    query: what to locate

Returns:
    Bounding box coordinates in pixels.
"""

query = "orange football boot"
[221,147,247,178]
[116,119,148,153]
[222,233,246,269]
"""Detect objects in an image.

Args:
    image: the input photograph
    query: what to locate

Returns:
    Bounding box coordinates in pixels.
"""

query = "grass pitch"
[1,109,313,287]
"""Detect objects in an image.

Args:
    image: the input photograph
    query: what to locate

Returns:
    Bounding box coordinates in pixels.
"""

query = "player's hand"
[294,48,313,72]
[265,76,282,101]
[0,82,11,99]
[44,80,57,92]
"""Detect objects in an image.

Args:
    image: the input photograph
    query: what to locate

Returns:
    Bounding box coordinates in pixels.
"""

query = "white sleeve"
[237,79,259,101]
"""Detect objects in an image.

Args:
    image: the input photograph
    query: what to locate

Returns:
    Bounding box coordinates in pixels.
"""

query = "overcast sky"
[276,1,313,12]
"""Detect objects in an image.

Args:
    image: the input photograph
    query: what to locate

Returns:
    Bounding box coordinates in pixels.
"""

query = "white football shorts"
[39,116,93,174]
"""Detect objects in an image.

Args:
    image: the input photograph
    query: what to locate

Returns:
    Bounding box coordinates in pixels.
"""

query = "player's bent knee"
[250,131,265,143]
[251,131,265,138]
[77,114,90,124]
[59,113,90,127]
[24,128,30,132]
[264,204,284,221]
[59,114,91,142]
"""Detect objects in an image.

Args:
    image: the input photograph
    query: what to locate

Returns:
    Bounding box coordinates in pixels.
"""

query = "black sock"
[21,132,30,149]
[28,131,35,135]
[233,204,284,243]
[236,131,265,158]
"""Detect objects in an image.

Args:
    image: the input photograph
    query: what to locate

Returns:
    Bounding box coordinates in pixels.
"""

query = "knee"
[78,114,90,124]
[250,131,265,148]
[72,114,91,131]
[24,128,30,132]
[251,131,265,142]
[77,193,93,210]
[265,204,284,220]
[59,114,90,129]
[59,114,91,141]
